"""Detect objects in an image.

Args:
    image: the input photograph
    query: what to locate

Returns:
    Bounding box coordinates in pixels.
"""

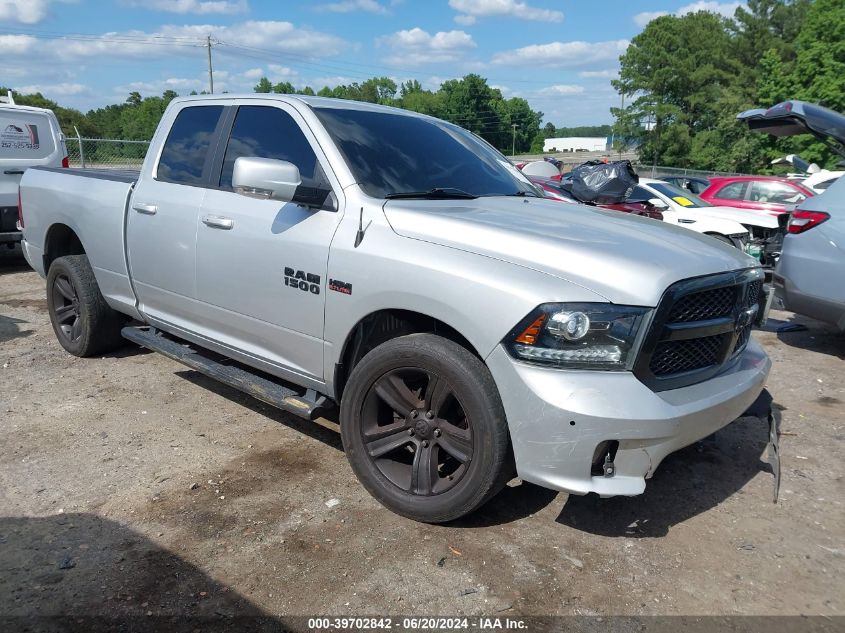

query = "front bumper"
[486,338,771,497]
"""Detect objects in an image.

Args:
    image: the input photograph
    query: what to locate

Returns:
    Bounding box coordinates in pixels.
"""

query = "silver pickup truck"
[19,95,773,522]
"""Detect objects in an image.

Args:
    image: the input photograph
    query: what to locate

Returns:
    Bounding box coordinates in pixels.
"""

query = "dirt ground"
[1,247,843,626]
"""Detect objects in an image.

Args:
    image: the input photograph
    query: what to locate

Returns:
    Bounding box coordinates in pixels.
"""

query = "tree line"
[613,0,843,172]
[1,74,546,155]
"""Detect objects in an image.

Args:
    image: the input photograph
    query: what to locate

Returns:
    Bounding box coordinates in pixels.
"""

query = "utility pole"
[511,124,517,157]
[206,35,214,94]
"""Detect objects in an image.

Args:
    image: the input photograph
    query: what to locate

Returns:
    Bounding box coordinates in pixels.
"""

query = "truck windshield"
[313,106,537,200]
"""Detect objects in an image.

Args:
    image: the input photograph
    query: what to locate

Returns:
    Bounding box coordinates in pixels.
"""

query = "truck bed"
[20,165,141,320]
[34,166,139,184]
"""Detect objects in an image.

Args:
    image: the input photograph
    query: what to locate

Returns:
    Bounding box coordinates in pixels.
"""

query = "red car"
[526,176,663,220]
[699,176,813,216]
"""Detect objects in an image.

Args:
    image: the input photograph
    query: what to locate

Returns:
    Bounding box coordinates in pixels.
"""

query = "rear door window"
[0,111,56,160]
[157,105,224,185]
[219,105,318,190]
[715,182,747,200]
[749,181,807,204]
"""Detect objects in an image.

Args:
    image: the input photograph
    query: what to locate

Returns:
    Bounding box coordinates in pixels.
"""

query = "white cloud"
[678,1,742,17]
[578,69,618,78]
[634,2,741,27]
[126,0,249,14]
[313,0,389,13]
[377,27,476,65]
[17,82,88,96]
[266,64,299,82]
[122,77,206,93]
[449,0,563,23]
[633,11,668,26]
[492,39,629,69]
[243,67,264,79]
[0,34,38,55]
[538,84,585,95]
[0,0,50,23]
[10,21,348,62]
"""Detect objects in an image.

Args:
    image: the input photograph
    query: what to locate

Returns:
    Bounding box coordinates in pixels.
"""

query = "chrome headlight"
[504,303,650,370]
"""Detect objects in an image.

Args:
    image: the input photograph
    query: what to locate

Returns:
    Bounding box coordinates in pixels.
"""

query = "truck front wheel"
[340,334,512,523]
[46,255,124,357]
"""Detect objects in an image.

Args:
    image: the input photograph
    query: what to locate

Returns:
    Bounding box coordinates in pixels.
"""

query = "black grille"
[732,326,751,355]
[667,286,734,322]
[633,269,765,391]
[745,280,762,307]
[651,335,723,376]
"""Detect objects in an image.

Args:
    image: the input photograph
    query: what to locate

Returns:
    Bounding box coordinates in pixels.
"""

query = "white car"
[0,91,68,248]
[634,178,784,265]
[802,169,843,194]
[771,154,842,194]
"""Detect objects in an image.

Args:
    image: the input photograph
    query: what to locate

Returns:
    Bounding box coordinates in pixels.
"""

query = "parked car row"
[522,100,843,333]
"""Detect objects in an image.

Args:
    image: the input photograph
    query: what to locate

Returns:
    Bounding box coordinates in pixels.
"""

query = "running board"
[121,326,332,420]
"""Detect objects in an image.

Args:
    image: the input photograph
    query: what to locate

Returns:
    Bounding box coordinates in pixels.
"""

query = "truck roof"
[169,93,436,119]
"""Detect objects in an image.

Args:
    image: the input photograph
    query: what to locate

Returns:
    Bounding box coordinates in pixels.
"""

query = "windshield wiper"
[384,187,478,200]
[500,190,541,198]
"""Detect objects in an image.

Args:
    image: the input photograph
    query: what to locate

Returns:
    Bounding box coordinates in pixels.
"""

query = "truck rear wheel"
[46,255,124,357]
[340,334,512,523]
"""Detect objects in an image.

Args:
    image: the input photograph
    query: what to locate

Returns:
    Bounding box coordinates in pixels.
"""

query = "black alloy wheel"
[361,367,473,496]
[51,272,83,343]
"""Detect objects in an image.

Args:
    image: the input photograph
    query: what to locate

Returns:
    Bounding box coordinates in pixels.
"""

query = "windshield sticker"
[1,123,40,150]
[672,195,694,207]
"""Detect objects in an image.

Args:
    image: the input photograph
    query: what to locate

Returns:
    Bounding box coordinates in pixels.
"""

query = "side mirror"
[648,197,669,209]
[233,157,300,202]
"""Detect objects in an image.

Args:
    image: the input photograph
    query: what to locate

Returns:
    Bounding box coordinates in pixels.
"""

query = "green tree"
[613,11,740,167]
[254,77,273,93]
[272,81,296,94]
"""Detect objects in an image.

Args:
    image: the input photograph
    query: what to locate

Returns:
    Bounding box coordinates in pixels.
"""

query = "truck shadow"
[175,370,563,525]
[0,513,291,630]
[175,369,344,451]
[0,314,34,343]
[763,316,845,360]
[174,370,778,531]
[555,412,775,537]
[0,245,30,273]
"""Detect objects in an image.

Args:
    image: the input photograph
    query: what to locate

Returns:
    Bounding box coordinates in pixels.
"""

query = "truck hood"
[383,196,758,307]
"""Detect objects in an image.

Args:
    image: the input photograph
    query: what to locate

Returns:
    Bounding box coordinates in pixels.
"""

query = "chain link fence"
[66,137,151,170]
[633,164,747,179]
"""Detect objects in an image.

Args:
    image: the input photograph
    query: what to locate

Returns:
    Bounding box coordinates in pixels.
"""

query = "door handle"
[202,215,234,230]
[132,203,158,215]
[3,170,24,175]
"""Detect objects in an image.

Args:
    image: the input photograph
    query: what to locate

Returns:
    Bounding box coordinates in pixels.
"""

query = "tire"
[340,333,512,523]
[46,254,124,357]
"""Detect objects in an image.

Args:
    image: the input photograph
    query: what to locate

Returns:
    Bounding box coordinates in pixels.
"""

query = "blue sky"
[0,0,742,126]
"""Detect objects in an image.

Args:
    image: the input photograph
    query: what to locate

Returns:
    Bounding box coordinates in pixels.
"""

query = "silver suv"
[739,101,845,331]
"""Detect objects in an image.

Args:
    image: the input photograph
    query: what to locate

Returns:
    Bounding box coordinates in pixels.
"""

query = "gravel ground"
[1,248,843,625]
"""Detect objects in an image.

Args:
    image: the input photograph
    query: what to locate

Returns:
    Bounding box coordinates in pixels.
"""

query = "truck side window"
[219,106,318,190]
[157,105,224,185]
